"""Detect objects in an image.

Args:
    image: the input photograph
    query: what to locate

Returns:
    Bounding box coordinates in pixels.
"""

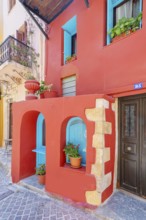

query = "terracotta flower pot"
[43,90,58,98]
[70,157,82,168]
[40,93,45,99]
[112,30,133,43]
[24,80,40,100]
[25,80,40,94]
[38,174,46,185]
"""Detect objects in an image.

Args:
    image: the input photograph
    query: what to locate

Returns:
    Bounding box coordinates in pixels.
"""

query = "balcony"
[19,0,74,24]
[0,36,32,85]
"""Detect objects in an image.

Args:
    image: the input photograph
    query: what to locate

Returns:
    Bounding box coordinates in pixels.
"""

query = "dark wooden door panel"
[121,158,138,193]
[119,94,146,198]
[123,142,137,155]
[141,98,146,197]
[119,97,140,195]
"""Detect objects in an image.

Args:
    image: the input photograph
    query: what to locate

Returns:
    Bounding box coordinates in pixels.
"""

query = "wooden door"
[141,98,146,197]
[119,94,146,197]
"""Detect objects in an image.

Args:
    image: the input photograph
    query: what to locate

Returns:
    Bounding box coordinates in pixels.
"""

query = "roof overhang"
[19,0,74,24]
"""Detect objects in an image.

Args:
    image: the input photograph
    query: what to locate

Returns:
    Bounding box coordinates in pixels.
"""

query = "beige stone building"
[0,0,46,146]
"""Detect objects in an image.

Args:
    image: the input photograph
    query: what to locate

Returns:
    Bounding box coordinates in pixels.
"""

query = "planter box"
[40,90,58,98]
[112,30,133,43]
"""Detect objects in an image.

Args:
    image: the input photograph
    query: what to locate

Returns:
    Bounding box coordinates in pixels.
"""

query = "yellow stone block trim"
[85,98,114,205]
[85,191,102,206]
[94,148,110,164]
[112,103,116,112]
[95,121,112,134]
[95,149,104,164]
[85,108,105,122]
[92,134,105,148]
[91,163,104,177]
[103,148,110,162]
[96,172,112,193]
[96,99,109,109]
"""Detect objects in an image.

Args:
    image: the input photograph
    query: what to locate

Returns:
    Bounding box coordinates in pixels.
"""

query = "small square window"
[62,75,76,97]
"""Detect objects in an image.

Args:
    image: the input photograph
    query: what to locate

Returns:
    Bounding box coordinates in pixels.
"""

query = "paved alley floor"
[95,191,146,220]
[0,148,146,220]
[0,161,99,220]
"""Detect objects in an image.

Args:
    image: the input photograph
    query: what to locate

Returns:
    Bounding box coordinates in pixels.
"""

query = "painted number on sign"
[134,83,143,90]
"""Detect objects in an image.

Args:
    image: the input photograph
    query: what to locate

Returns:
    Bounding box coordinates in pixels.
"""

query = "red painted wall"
[12,94,115,204]
[45,0,146,97]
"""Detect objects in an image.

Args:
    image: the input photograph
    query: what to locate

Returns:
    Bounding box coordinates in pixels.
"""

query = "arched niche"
[66,117,87,166]
[35,113,46,167]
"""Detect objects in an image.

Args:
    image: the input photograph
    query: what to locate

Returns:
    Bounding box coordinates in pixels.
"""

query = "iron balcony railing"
[0,36,32,68]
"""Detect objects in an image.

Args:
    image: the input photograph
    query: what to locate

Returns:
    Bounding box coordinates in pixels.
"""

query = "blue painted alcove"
[62,15,77,63]
[32,113,46,167]
[66,117,86,166]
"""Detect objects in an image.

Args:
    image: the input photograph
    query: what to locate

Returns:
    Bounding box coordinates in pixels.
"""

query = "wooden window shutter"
[62,75,76,97]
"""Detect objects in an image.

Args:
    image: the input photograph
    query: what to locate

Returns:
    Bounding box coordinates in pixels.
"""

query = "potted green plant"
[24,74,40,100]
[71,54,77,61]
[37,81,57,98]
[36,81,50,98]
[65,54,77,64]
[63,143,82,168]
[108,12,142,43]
[65,56,72,64]
[36,164,46,185]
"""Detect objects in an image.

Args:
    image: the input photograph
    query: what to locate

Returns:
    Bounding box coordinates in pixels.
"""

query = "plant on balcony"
[63,143,82,168]
[108,12,142,43]
[36,81,58,99]
[65,54,77,64]
[11,43,40,69]
[24,74,40,100]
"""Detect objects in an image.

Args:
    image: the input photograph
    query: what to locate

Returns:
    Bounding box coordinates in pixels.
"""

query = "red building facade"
[45,0,146,98]
[12,0,146,206]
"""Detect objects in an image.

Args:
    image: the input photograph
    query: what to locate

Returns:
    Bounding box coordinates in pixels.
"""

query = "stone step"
[18,180,46,196]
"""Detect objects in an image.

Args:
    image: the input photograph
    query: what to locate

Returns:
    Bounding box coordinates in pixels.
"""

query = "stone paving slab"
[0,148,11,186]
[0,164,11,186]
[0,189,14,201]
[0,188,99,220]
[1,147,146,220]
[95,191,146,220]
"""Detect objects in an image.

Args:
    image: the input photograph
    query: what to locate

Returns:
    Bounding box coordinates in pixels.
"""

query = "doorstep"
[19,175,46,196]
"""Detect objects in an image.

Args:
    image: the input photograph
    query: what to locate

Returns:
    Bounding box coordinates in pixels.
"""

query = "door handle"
[127,146,132,151]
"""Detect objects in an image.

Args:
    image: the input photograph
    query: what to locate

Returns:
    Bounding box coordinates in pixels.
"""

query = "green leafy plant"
[65,54,77,63]
[36,81,53,94]
[65,56,72,62]
[36,164,46,175]
[108,12,142,39]
[72,54,77,58]
[63,143,80,158]
[26,73,36,80]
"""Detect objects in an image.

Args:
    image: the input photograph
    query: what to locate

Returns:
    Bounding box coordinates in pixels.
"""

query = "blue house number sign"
[134,83,143,90]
